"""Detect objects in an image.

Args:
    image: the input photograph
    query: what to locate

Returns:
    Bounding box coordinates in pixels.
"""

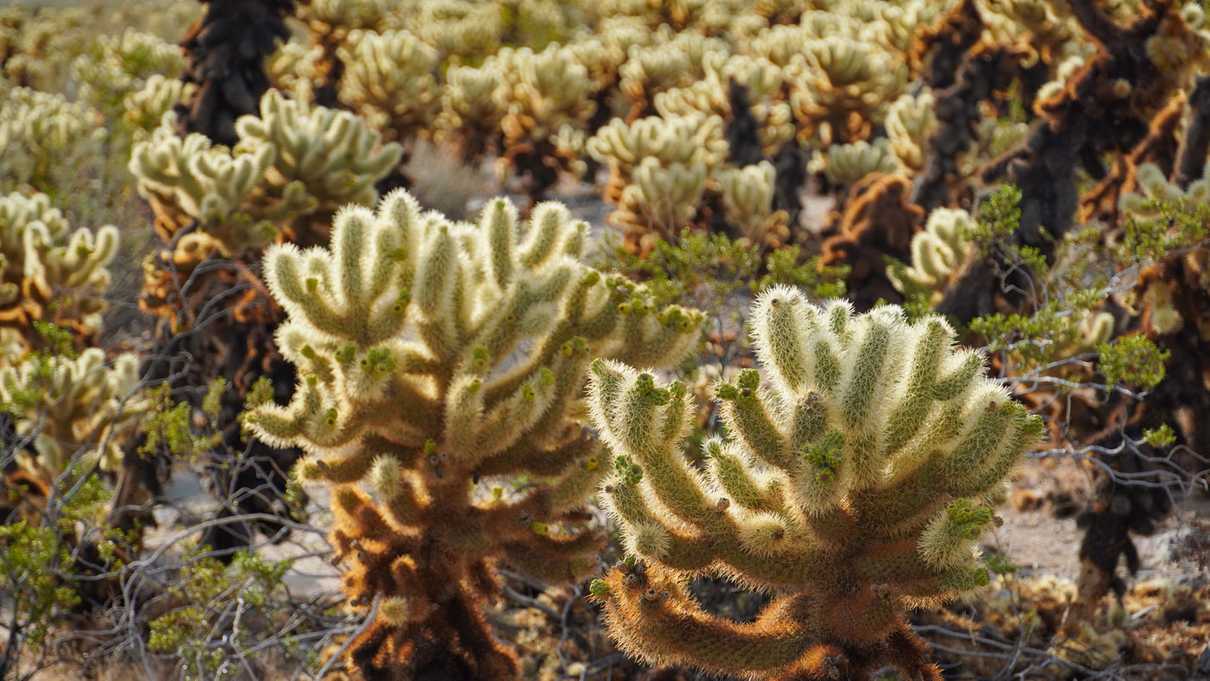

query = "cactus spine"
[588,288,1042,681]
[248,189,702,679]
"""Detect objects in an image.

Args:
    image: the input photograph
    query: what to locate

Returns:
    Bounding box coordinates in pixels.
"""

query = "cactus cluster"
[69,29,185,118]
[888,207,975,303]
[1,350,145,483]
[247,189,702,677]
[0,192,119,353]
[129,89,403,254]
[588,290,1041,680]
[0,84,107,194]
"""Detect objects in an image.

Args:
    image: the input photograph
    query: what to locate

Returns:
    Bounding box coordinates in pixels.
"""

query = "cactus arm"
[704,438,792,516]
[474,431,597,478]
[589,361,717,527]
[500,531,602,583]
[593,568,820,675]
[716,370,795,471]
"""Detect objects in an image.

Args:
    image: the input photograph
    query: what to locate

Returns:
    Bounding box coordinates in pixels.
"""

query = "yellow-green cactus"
[129,89,403,251]
[408,0,504,63]
[619,32,728,115]
[888,207,975,302]
[587,112,728,193]
[654,51,796,155]
[122,75,192,137]
[614,158,709,249]
[493,44,598,193]
[0,85,107,194]
[886,91,938,172]
[0,192,118,351]
[0,349,144,481]
[246,189,702,679]
[235,90,404,217]
[337,29,441,143]
[267,40,323,101]
[129,123,297,252]
[588,291,1041,681]
[819,138,901,186]
[436,63,506,159]
[70,29,185,116]
[787,36,908,145]
[716,161,791,249]
[1121,161,1210,222]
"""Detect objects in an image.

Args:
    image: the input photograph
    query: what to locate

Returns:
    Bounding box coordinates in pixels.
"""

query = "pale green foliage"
[1118,162,1210,260]
[1098,334,1169,390]
[0,349,144,480]
[589,288,1040,585]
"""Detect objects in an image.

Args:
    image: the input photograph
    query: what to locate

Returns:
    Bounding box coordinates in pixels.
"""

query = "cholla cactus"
[588,113,728,201]
[493,45,598,198]
[868,1,939,58]
[588,291,1042,681]
[716,161,791,249]
[437,64,506,161]
[588,112,729,252]
[888,207,975,302]
[619,33,727,117]
[977,0,1084,70]
[0,85,106,194]
[0,192,119,351]
[886,92,938,172]
[787,37,908,146]
[236,90,403,218]
[0,349,143,482]
[130,89,403,252]
[301,0,385,32]
[71,29,185,115]
[614,159,709,251]
[750,22,859,69]
[820,138,901,186]
[409,0,504,64]
[1143,1,1210,89]
[337,30,441,144]
[298,0,386,106]
[267,40,322,100]
[1121,161,1210,221]
[654,52,796,156]
[247,190,703,678]
[129,123,297,252]
[122,75,193,136]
